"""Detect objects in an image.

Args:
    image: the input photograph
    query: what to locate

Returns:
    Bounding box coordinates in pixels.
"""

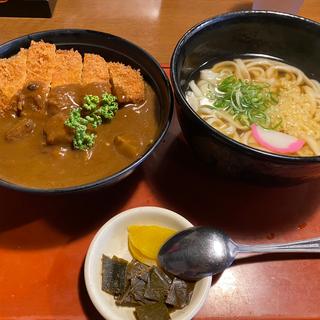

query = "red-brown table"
[1,1,320,319]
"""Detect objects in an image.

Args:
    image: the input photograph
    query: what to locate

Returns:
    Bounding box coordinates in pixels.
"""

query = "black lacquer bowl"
[171,11,320,184]
[0,29,173,193]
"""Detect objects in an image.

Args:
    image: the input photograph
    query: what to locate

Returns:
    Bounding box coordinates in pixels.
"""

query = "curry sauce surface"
[0,83,159,188]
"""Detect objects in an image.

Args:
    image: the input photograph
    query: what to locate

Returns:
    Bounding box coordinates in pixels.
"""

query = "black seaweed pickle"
[101,256,194,317]
[135,302,171,320]
[116,259,152,306]
[126,259,150,282]
[101,255,128,296]
[117,275,152,306]
[166,277,194,309]
[143,267,172,302]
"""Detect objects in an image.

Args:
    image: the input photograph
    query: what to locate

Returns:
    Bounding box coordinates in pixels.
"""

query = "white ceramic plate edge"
[84,206,212,320]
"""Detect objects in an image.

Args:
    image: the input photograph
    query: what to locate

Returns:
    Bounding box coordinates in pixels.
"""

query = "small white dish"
[84,206,212,320]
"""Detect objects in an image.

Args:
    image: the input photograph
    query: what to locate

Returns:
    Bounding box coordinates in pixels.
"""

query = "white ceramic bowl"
[84,206,212,320]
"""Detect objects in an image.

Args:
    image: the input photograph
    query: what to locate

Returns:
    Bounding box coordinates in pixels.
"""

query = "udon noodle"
[185,58,320,156]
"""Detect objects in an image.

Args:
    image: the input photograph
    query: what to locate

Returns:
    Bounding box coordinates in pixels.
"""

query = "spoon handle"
[237,237,320,253]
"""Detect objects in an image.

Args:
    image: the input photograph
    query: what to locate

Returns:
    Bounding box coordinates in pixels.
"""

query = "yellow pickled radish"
[128,239,155,266]
[128,225,177,261]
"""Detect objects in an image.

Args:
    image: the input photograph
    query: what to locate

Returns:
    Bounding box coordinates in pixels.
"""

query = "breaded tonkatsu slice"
[0,49,27,115]
[82,53,111,88]
[25,40,56,86]
[107,62,145,104]
[51,49,83,87]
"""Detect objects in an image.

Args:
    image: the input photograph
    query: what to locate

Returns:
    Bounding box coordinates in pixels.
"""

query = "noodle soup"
[185,58,320,157]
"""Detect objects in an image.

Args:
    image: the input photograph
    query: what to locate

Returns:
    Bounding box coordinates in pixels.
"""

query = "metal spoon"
[158,226,320,281]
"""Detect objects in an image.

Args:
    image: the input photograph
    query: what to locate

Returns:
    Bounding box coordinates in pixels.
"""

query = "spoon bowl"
[158,227,237,280]
[158,226,320,281]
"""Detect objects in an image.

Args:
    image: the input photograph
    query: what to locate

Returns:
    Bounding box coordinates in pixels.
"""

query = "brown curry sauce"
[0,82,159,188]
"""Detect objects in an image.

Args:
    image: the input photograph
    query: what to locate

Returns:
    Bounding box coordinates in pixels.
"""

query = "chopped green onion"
[209,75,278,128]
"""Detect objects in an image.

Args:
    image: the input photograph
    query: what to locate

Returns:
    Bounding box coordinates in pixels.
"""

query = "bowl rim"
[84,206,212,320]
[0,28,174,194]
[170,10,320,164]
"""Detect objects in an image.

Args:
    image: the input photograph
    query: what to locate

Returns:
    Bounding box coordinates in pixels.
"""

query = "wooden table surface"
[0,0,319,64]
[1,1,320,319]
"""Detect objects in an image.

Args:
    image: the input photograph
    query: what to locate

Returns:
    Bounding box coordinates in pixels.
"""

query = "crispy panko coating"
[108,62,145,104]
[0,41,146,115]
[0,49,27,114]
[26,40,56,86]
[82,53,111,89]
[51,49,83,87]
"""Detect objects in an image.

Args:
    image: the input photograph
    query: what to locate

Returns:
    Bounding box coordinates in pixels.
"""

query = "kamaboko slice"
[251,124,304,154]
